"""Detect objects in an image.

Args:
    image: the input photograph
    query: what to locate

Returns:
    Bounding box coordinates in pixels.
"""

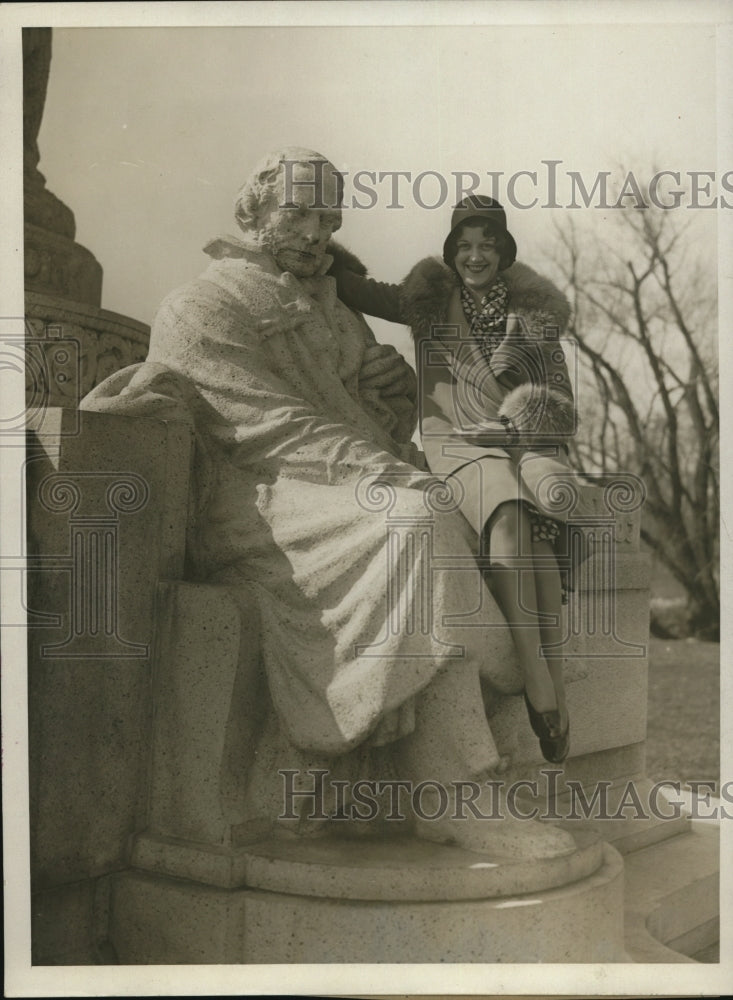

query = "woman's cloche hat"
[442,194,517,268]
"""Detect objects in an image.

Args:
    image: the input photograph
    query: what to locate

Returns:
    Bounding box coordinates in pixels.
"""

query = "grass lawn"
[645,636,720,793]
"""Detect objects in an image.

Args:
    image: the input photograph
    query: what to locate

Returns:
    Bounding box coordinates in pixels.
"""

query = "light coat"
[334,254,577,537]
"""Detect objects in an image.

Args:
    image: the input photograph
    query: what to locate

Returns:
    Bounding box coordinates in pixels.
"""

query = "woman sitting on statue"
[334,195,583,764]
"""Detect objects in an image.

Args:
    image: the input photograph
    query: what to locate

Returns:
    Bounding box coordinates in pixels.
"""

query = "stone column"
[23,28,150,414]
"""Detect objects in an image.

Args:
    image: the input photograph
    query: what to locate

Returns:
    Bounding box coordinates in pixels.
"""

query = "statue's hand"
[359,344,417,400]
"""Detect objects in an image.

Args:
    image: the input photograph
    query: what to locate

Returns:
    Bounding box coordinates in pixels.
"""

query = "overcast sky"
[35,17,723,357]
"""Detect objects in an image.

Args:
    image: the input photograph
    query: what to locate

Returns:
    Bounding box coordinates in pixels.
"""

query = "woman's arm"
[332,266,405,324]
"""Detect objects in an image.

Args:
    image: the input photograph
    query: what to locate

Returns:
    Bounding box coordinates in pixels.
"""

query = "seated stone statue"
[81,146,576,860]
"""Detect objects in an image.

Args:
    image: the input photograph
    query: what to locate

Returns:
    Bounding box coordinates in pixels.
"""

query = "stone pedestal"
[26,408,192,957]
[28,407,650,964]
[132,817,604,898]
[109,838,625,964]
[28,392,717,966]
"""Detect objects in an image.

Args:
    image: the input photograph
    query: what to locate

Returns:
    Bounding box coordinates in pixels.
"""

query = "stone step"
[667,915,720,962]
[541,777,695,856]
[623,823,719,962]
[690,934,720,963]
[584,809,691,855]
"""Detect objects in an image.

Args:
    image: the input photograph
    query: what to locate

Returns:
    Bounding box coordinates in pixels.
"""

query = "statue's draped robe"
[82,239,521,821]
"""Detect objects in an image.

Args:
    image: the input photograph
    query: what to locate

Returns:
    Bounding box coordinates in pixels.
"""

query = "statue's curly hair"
[234,147,342,233]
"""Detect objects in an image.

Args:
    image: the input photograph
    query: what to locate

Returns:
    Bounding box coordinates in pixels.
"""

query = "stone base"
[108,835,626,964]
[31,877,112,965]
[131,827,603,897]
[25,222,103,306]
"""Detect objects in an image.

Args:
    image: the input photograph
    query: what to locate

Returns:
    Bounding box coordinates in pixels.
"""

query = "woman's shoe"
[523,692,570,764]
[523,690,562,738]
[540,723,570,764]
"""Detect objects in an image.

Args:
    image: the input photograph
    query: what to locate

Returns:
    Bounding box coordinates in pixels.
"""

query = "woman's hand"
[359,344,417,400]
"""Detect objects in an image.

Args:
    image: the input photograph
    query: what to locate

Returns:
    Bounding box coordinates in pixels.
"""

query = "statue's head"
[235,147,344,277]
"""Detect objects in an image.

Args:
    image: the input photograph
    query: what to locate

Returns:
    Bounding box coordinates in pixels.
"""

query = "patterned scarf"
[460,277,509,363]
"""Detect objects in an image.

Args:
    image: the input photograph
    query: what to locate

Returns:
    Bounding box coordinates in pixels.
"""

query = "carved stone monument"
[28,402,718,964]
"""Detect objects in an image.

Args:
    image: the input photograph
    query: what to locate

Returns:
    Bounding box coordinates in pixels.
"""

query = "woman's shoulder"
[503,261,570,332]
[402,255,453,293]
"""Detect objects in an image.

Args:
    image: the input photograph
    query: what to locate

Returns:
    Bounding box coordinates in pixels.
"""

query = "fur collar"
[400,256,570,340]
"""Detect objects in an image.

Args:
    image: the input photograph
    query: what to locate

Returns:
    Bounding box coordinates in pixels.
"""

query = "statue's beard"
[265,239,324,277]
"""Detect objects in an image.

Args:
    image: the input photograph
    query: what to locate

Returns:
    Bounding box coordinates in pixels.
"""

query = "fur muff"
[498,384,577,448]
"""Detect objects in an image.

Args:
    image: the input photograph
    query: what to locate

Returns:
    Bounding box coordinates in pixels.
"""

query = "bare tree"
[546,203,719,639]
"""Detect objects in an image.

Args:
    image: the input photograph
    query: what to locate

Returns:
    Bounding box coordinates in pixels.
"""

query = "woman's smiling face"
[453,225,502,298]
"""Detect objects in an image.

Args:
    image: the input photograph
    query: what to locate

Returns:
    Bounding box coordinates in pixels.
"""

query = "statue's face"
[259,161,342,277]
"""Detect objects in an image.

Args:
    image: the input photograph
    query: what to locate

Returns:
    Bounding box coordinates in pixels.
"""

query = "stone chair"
[27,399,662,965]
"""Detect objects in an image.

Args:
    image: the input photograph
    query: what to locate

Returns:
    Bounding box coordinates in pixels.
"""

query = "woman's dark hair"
[444,221,514,272]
